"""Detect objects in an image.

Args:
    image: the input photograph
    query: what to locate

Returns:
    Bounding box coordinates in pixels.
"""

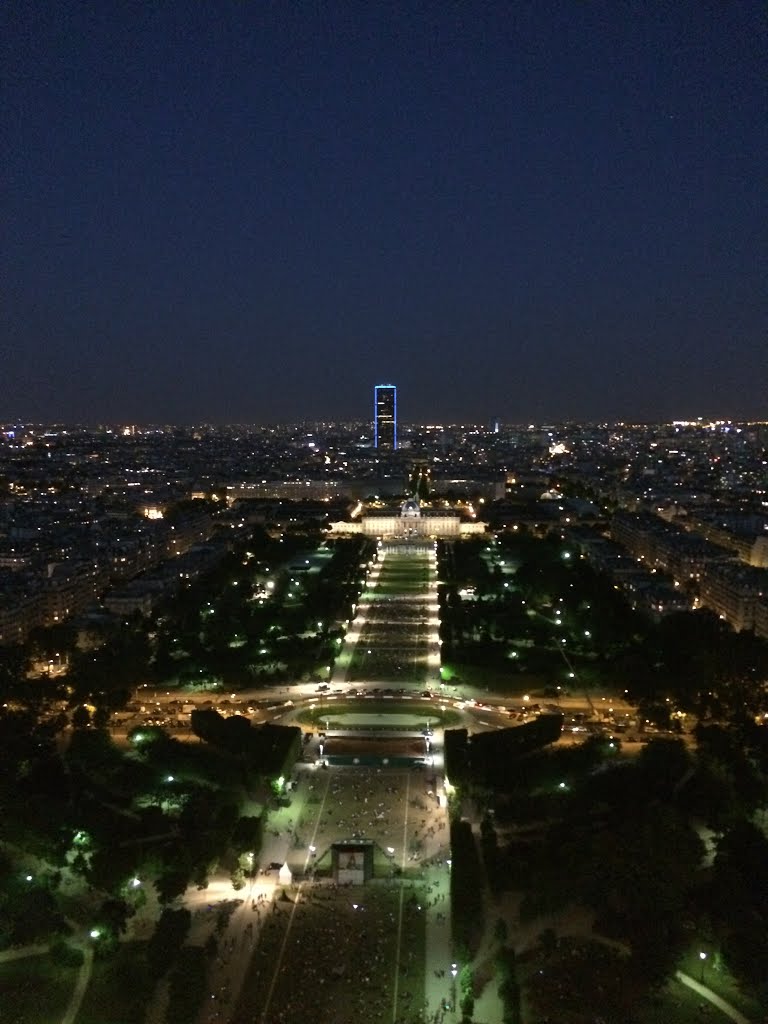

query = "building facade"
[374,384,397,450]
[330,498,485,539]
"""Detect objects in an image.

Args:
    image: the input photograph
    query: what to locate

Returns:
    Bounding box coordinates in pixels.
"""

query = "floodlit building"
[374,384,397,450]
[330,498,485,539]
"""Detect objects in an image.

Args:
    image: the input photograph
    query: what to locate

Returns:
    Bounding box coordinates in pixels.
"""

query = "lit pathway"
[0,935,94,1024]
[676,971,753,1024]
[60,944,94,1024]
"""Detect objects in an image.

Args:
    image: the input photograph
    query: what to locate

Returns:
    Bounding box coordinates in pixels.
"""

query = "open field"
[75,942,149,1024]
[1,954,77,1024]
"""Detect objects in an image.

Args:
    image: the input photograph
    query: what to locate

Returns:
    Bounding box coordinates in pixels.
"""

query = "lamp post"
[699,951,707,983]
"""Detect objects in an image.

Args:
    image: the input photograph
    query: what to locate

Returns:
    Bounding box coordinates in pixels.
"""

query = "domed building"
[330,495,485,540]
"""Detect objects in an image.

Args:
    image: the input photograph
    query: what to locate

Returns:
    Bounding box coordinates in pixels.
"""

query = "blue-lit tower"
[374,384,397,450]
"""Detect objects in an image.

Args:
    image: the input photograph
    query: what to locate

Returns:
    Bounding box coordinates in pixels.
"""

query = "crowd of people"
[215,761,452,1024]
[236,885,428,1024]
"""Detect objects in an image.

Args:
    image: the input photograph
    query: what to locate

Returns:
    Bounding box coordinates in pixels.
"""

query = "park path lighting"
[131,877,141,888]
[89,927,101,940]
[699,951,707,983]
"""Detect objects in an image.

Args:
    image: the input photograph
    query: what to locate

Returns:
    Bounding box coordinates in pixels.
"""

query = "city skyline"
[2,2,766,425]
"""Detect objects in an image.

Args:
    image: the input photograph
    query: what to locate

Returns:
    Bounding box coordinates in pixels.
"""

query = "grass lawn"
[345,651,428,684]
[345,552,433,685]
[677,949,763,1021]
[443,661,547,695]
[375,578,431,594]
[0,953,78,1024]
[636,976,746,1023]
[75,941,151,1024]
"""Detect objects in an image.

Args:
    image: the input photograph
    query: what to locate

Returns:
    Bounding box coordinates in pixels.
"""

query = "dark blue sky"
[2,1,765,425]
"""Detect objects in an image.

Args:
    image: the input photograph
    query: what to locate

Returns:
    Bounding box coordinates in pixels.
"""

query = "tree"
[585,805,703,984]
[710,821,768,988]
[100,897,132,936]
[231,815,263,856]
[154,868,190,905]
[147,907,191,976]
[71,705,91,729]
[636,737,692,798]
[190,708,227,747]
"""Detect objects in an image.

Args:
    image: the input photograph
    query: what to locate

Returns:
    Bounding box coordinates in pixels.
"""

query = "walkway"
[677,971,754,1024]
[0,937,94,1024]
[60,944,94,1024]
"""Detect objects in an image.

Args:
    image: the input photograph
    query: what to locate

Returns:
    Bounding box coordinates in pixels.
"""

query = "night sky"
[2,2,766,425]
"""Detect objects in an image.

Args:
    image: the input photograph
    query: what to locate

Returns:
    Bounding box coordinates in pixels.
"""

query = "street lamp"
[699,951,707,983]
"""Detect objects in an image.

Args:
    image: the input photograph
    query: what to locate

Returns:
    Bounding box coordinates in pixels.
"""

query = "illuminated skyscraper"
[374,384,397,450]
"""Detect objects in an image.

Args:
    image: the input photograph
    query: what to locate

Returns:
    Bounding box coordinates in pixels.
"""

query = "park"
[1,524,767,1023]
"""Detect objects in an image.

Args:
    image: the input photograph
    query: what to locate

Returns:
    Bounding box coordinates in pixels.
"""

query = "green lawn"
[677,949,763,1021]
[442,660,546,695]
[76,941,151,1024]
[635,976,746,1023]
[0,953,78,1024]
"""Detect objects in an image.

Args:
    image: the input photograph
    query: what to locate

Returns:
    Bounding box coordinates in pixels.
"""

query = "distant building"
[330,498,485,539]
[374,384,397,450]
[697,562,768,632]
